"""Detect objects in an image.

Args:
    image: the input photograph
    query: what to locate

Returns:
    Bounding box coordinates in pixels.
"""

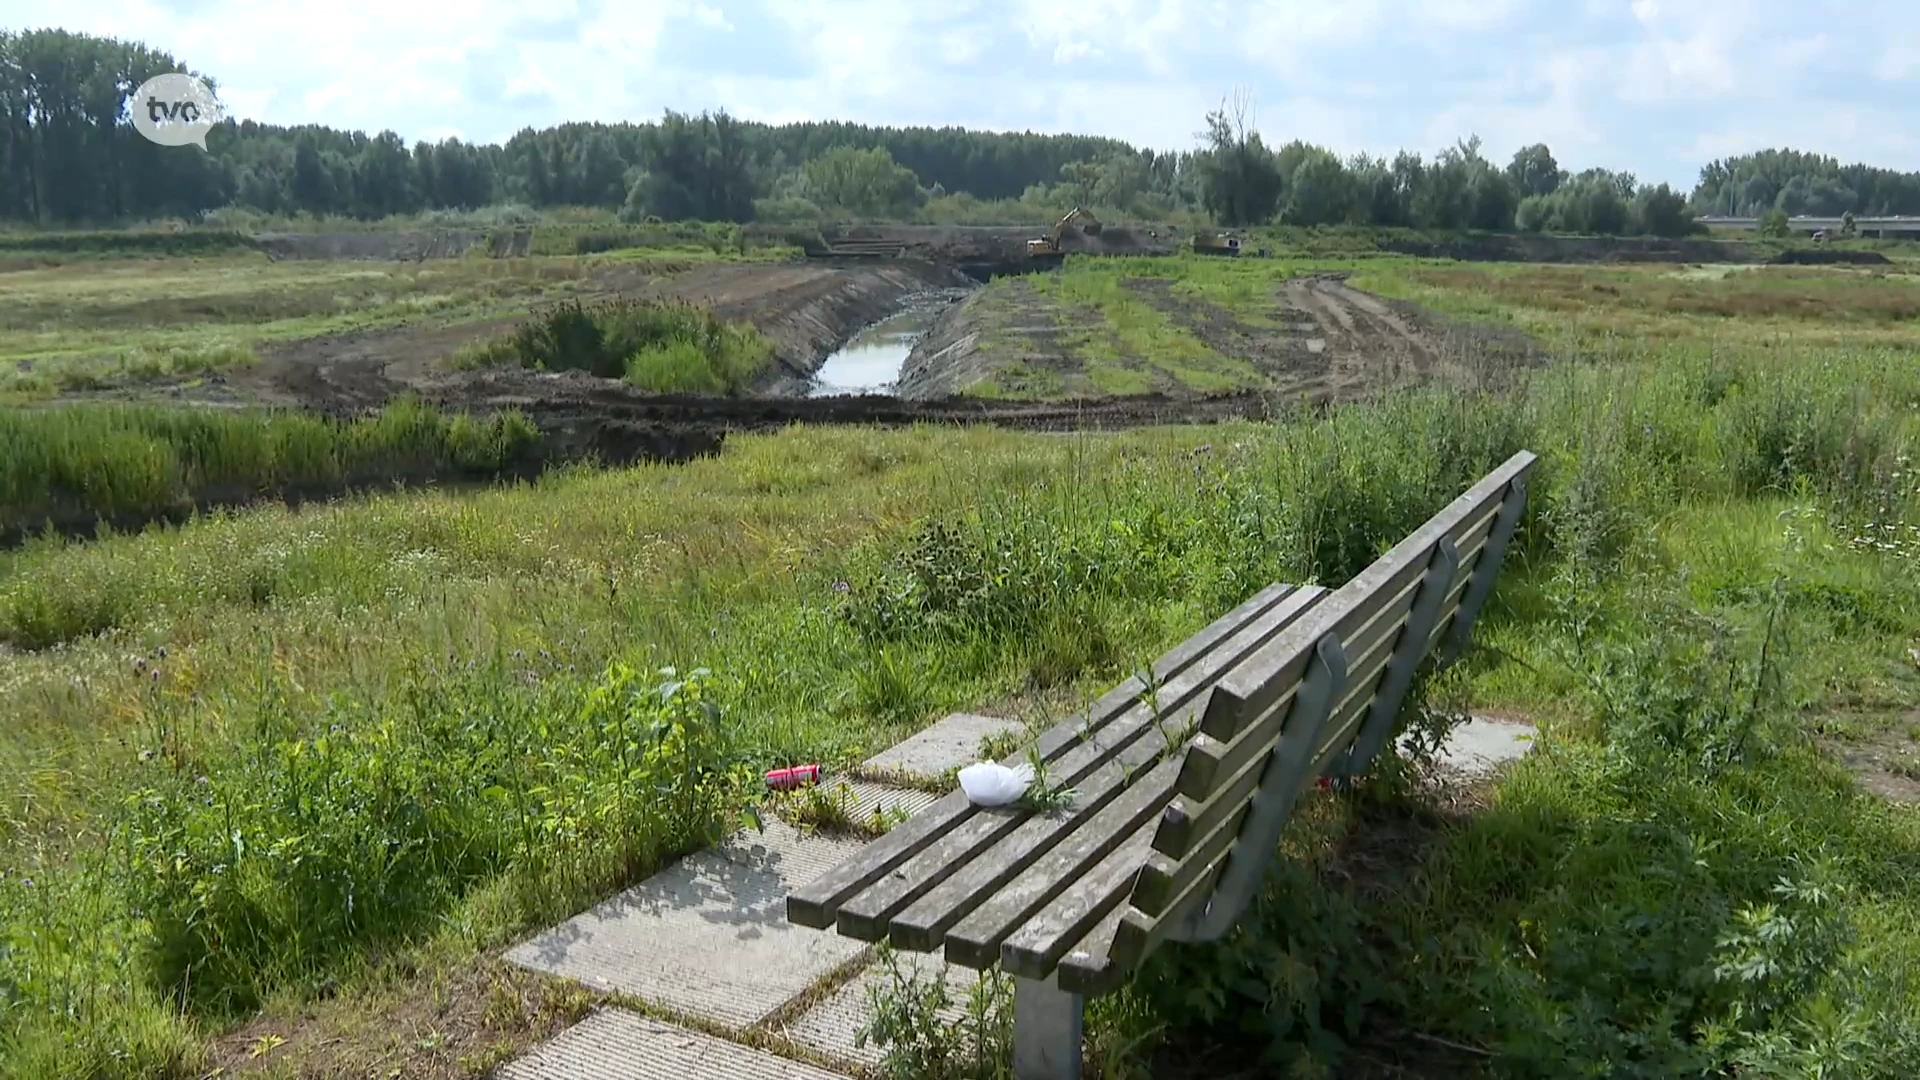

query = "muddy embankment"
[720,259,978,393]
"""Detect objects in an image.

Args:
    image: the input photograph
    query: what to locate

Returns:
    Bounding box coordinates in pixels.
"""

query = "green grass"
[1348,260,1920,352]
[0,254,612,395]
[0,399,541,556]
[1,258,1918,1076]
[1032,258,1263,392]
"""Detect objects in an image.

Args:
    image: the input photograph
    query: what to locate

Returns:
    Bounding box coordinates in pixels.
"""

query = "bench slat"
[1190,465,1516,754]
[911,753,1183,962]
[997,819,1160,979]
[1311,629,1402,767]
[787,581,1300,930]
[1150,722,1275,861]
[1132,799,1242,915]
[1059,456,1537,994]
[1091,870,1214,991]
[1054,896,1131,997]
[831,585,1326,939]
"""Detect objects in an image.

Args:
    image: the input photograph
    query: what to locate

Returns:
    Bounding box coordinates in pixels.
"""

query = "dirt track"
[898,272,1538,402]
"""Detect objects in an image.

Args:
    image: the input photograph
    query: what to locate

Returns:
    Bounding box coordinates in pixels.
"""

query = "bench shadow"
[1142,776,1554,1080]
[509,823,836,971]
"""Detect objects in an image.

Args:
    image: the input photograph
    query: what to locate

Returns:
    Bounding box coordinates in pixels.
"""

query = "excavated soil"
[900,271,1540,403]
[118,260,978,415]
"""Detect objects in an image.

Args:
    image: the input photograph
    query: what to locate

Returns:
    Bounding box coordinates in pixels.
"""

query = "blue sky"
[12,0,1919,190]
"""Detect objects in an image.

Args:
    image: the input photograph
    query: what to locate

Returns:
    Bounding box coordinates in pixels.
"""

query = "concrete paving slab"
[770,780,943,838]
[777,950,986,1068]
[504,819,870,1027]
[1404,715,1537,776]
[839,779,942,824]
[862,712,1024,780]
[499,1008,852,1080]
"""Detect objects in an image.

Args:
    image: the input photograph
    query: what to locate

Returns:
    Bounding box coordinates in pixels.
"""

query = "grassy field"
[0,240,800,399]
[0,255,1917,1077]
[1352,260,1920,350]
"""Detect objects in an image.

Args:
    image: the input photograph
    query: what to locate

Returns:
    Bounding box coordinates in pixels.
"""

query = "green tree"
[1195,90,1282,227]
[802,145,924,218]
[1758,207,1790,237]
[1506,143,1563,197]
[1282,147,1354,226]
[1632,183,1698,238]
[353,131,419,218]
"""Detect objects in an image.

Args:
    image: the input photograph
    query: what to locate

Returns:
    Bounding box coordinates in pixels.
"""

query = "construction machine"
[1193,230,1242,256]
[1026,206,1101,260]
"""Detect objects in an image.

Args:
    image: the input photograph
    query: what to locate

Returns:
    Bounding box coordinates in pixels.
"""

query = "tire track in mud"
[1121,272,1542,401]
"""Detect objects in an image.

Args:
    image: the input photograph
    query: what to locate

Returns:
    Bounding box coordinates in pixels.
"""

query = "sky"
[11,0,1919,191]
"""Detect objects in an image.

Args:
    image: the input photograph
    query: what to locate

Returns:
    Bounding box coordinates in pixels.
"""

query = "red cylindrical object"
[765,764,822,791]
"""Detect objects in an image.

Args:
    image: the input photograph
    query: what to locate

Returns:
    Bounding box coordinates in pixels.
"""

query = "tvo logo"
[131,73,223,150]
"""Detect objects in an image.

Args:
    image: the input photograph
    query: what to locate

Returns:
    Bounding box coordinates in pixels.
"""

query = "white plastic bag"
[957,761,1034,807]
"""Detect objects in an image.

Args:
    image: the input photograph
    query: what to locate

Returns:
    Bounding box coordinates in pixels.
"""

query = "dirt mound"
[1769,248,1893,265]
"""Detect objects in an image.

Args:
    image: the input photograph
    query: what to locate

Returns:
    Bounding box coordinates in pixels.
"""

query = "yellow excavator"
[1193,230,1242,257]
[1027,206,1101,260]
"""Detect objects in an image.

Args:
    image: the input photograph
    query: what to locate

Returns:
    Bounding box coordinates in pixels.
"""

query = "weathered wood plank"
[1131,798,1243,916]
[1177,634,1348,943]
[1148,713,1276,861]
[906,754,1182,960]
[1179,625,1388,804]
[1087,871,1212,992]
[1048,457,1539,991]
[786,582,1300,929]
[996,820,1161,979]
[1310,633,1400,767]
[1442,464,1534,665]
[831,585,1327,939]
[1054,901,1129,997]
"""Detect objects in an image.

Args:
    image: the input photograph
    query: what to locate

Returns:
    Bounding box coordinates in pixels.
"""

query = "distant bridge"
[1697,214,1920,239]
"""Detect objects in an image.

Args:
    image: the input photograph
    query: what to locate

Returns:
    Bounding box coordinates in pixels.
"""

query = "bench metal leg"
[1013,975,1082,1080]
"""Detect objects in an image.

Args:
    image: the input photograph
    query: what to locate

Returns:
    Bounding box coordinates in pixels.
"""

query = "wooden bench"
[788,451,1537,1078]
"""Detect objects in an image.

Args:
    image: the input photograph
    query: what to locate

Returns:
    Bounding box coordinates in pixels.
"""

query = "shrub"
[116,663,760,1012]
[493,298,773,393]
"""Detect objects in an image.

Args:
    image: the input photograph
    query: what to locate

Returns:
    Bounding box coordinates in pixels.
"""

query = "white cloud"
[5,0,1920,188]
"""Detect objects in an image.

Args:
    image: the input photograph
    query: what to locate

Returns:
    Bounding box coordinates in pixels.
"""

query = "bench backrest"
[1108,450,1537,966]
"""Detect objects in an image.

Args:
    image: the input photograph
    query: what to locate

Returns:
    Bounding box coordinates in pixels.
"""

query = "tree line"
[5,28,1917,235]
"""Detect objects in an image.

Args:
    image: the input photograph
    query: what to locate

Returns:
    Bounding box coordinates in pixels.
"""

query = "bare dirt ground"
[902,271,1540,403]
[1822,709,1920,804]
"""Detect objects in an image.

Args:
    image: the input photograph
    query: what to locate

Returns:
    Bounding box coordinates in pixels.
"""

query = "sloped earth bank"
[177,260,978,413]
[898,272,1541,402]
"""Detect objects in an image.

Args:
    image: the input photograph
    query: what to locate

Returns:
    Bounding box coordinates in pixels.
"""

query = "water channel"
[808,295,952,397]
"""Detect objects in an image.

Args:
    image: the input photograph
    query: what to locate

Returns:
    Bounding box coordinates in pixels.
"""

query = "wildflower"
[138,748,156,762]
